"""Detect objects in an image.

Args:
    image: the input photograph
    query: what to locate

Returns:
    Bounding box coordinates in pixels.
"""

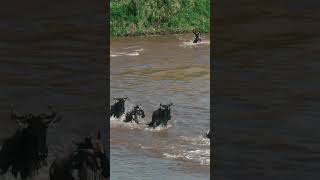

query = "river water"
[110,35,210,179]
[0,1,107,179]
[214,0,320,179]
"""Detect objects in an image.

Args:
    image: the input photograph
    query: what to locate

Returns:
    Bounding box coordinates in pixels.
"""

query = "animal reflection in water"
[0,105,61,179]
[124,105,145,124]
[49,131,109,180]
[110,97,127,119]
[147,103,173,129]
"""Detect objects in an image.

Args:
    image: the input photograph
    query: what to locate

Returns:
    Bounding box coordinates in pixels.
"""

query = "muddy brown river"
[111,34,210,179]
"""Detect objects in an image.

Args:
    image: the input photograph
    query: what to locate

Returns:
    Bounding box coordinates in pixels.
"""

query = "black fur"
[148,103,173,128]
[0,105,59,179]
[193,31,202,43]
[49,133,109,180]
[110,97,127,119]
[124,105,145,124]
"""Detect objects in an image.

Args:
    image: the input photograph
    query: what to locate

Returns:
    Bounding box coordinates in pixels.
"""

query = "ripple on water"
[110,35,210,178]
[110,47,144,57]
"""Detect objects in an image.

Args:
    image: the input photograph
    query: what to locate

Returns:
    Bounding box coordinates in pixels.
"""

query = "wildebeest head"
[11,105,60,159]
[159,102,173,111]
[114,96,128,104]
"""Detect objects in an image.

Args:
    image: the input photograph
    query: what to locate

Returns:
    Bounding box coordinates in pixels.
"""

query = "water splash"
[162,135,210,166]
[180,40,210,48]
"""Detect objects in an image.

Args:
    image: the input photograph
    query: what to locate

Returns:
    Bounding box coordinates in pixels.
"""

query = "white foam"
[163,153,184,159]
[179,40,210,48]
[179,135,210,146]
[125,52,140,56]
[143,124,173,132]
[111,115,173,131]
[133,48,144,52]
[162,148,210,166]
[160,135,210,166]
[110,51,140,58]
[110,47,143,58]
[123,46,140,49]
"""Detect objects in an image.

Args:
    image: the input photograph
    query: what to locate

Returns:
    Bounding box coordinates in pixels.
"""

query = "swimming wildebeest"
[0,105,61,179]
[193,30,202,43]
[123,105,145,124]
[49,132,109,180]
[147,103,173,129]
[110,96,128,119]
[206,129,213,139]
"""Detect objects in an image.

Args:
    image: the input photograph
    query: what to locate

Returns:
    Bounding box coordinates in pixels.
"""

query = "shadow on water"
[214,0,320,179]
[0,1,107,179]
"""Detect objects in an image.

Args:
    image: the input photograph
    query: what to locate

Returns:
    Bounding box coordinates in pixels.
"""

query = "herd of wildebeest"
[110,96,213,138]
[0,105,109,180]
[0,97,212,180]
[110,96,173,129]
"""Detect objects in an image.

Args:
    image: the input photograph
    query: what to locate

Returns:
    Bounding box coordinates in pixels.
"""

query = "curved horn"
[43,105,57,125]
[11,105,27,124]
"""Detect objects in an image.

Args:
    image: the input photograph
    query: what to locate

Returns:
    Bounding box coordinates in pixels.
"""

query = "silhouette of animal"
[193,31,202,43]
[49,132,109,180]
[0,105,61,179]
[148,103,173,128]
[110,97,128,119]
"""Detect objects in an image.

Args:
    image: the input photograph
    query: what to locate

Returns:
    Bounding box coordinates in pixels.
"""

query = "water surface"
[214,1,320,179]
[111,34,210,179]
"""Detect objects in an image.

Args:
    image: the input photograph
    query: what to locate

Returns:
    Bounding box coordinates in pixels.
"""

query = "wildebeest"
[147,103,173,129]
[110,97,128,119]
[0,105,61,179]
[49,132,109,180]
[206,129,213,139]
[193,30,202,43]
[123,105,145,124]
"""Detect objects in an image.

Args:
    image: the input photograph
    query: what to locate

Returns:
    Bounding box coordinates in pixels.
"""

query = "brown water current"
[111,34,210,179]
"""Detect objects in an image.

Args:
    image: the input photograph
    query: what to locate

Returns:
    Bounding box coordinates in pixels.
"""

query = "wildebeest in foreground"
[110,97,128,119]
[147,103,173,129]
[0,105,61,179]
[49,132,109,180]
[123,105,145,124]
